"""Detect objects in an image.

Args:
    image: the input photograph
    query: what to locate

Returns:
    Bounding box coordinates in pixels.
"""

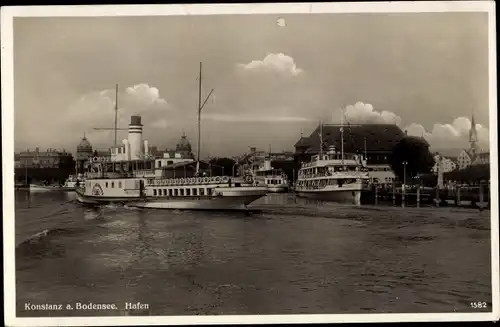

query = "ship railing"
[298,171,369,179]
[147,175,235,187]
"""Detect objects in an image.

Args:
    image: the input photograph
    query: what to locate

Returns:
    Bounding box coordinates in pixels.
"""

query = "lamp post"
[232,162,239,177]
[402,161,408,208]
[403,161,408,187]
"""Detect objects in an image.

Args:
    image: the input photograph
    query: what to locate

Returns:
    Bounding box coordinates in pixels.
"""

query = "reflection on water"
[14,191,492,316]
[254,193,354,208]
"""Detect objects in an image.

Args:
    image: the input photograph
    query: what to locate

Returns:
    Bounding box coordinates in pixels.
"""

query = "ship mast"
[92,85,127,144]
[340,106,345,164]
[319,120,323,158]
[114,84,119,146]
[196,62,214,175]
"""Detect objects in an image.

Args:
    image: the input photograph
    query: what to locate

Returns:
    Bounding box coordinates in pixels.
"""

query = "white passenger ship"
[252,156,289,193]
[294,115,369,205]
[75,63,268,210]
[76,167,267,210]
[29,175,83,192]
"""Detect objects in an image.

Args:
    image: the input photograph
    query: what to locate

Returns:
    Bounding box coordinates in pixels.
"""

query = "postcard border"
[2,2,498,326]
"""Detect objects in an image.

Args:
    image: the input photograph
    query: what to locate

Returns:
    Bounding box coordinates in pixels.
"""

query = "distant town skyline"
[14,12,490,157]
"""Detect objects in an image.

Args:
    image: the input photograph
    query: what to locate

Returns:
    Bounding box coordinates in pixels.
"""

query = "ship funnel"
[128,115,144,160]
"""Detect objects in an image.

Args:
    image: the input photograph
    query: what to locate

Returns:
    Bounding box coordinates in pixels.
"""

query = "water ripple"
[14,192,492,316]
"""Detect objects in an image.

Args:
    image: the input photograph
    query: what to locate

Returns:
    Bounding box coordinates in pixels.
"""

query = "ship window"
[180,189,185,196]
[119,182,122,188]
[193,188,197,196]
[163,189,167,196]
[105,182,108,188]
[186,188,191,196]
[207,188,212,196]
[111,182,114,188]
[174,189,178,196]
[200,188,205,196]
[153,189,157,196]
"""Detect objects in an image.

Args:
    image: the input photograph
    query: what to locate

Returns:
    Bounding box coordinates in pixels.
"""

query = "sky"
[13,12,491,157]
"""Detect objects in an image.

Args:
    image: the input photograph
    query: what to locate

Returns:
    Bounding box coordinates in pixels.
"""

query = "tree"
[271,160,300,182]
[208,157,236,176]
[388,136,435,183]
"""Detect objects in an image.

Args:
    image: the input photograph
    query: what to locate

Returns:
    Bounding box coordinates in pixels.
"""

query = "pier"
[361,184,491,209]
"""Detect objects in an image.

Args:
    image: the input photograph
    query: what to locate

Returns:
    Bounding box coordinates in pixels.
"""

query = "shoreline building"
[19,147,73,168]
[76,134,94,174]
[294,123,405,184]
[153,132,196,169]
[14,153,21,168]
[457,114,490,170]
[431,154,457,174]
[236,147,294,165]
[16,147,75,183]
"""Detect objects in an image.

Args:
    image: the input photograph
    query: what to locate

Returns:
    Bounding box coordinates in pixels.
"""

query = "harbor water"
[14,191,492,316]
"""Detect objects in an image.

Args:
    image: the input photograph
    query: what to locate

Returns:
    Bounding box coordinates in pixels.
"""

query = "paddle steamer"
[75,63,268,210]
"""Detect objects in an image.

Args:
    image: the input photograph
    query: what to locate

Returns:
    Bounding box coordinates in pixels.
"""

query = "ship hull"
[75,186,268,210]
[30,184,74,192]
[129,194,263,210]
[267,185,289,193]
[296,189,362,205]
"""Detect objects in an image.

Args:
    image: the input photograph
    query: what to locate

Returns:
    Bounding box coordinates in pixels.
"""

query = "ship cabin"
[298,148,367,180]
[255,168,287,186]
[145,161,240,199]
[83,157,236,199]
[255,168,284,177]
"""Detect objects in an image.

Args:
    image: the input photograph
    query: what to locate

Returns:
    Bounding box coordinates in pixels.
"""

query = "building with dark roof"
[295,123,405,164]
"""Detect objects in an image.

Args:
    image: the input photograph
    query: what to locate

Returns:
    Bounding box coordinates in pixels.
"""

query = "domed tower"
[76,133,93,173]
[175,131,194,159]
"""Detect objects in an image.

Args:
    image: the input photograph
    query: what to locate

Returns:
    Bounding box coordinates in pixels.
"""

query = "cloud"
[406,118,490,150]
[342,102,402,125]
[334,101,490,151]
[237,53,303,76]
[125,84,168,107]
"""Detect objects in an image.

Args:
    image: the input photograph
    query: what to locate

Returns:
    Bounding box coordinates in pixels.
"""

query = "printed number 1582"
[470,302,487,309]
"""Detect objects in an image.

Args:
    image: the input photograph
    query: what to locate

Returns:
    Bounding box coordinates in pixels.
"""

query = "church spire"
[469,112,479,153]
